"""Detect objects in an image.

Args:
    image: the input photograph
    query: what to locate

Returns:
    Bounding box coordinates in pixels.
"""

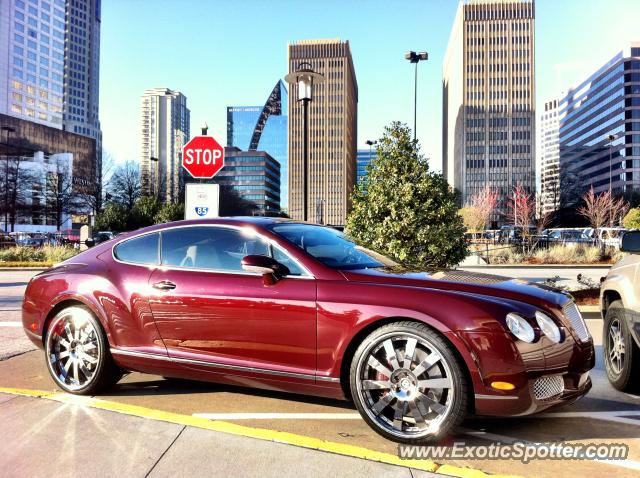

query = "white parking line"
[533,410,640,427]
[461,428,640,472]
[0,322,22,327]
[193,412,362,420]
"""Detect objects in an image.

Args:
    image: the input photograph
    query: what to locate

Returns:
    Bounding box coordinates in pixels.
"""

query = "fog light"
[491,381,515,391]
[30,322,38,331]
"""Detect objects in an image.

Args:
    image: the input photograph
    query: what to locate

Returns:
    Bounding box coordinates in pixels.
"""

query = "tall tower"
[227,80,288,210]
[539,99,559,215]
[443,0,536,223]
[140,88,190,203]
[288,39,358,226]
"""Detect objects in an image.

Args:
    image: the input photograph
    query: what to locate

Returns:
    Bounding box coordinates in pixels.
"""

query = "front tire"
[604,301,640,393]
[349,321,468,444]
[45,306,122,395]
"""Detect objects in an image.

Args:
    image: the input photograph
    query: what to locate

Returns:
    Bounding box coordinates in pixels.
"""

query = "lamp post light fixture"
[285,62,324,222]
[607,133,618,193]
[404,51,428,141]
[201,122,209,136]
[1,126,16,233]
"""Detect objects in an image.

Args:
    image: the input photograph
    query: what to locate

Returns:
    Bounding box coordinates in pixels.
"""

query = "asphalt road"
[1,269,639,478]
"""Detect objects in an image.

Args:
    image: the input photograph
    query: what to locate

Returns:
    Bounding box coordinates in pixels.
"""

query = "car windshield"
[270,224,397,270]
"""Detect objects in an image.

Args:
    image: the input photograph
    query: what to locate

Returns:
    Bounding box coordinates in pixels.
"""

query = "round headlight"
[506,313,536,343]
[535,311,562,343]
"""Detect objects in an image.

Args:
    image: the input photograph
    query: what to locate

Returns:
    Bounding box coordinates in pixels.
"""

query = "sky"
[99,0,640,173]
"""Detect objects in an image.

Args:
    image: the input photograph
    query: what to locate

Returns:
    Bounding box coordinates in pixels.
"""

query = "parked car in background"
[600,230,640,392]
[544,229,592,247]
[23,217,594,444]
[0,233,16,248]
[584,227,626,249]
[91,231,117,245]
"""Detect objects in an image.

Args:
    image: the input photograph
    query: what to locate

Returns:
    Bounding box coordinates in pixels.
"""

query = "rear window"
[114,233,159,265]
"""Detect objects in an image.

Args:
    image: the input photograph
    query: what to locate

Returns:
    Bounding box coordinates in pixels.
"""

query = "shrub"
[0,245,77,264]
[346,122,467,269]
[623,208,640,229]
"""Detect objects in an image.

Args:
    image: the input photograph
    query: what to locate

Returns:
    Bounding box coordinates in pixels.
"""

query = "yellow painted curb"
[0,386,518,478]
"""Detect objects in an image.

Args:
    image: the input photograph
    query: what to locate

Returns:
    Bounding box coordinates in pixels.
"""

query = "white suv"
[600,230,640,392]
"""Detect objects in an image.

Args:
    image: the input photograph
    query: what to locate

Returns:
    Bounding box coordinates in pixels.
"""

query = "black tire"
[349,321,468,444]
[44,305,123,395]
[604,300,640,393]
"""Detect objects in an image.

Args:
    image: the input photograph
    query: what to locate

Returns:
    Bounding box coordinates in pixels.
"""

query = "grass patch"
[0,261,54,268]
[0,245,78,264]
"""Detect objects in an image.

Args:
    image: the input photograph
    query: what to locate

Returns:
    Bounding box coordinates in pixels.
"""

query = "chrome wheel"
[46,308,101,391]
[607,318,625,375]
[355,332,455,440]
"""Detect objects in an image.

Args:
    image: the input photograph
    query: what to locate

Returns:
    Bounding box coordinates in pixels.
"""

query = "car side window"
[114,233,159,265]
[161,227,269,272]
[271,246,305,276]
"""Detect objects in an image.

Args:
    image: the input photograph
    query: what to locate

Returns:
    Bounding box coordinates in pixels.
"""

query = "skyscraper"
[140,88,190,203]
[539,99,560,215]
[559,44,640,207]
[227,80,288,210]
[0,0,102,142]
[214,147,281,213]
[288,39,358,226]
[443,0,535,222]
[356,148,377,184]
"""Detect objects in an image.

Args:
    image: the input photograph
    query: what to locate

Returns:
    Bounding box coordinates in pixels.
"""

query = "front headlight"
[535,311,562,343]
[506,313,536,343]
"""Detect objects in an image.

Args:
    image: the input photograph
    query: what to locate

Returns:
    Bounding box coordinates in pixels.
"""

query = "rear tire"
[349,321,468,444]
[45,306,123,395]
[604,300,640,393]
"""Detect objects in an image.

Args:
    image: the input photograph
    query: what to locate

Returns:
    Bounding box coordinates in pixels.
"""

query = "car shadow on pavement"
[105,376,357,411]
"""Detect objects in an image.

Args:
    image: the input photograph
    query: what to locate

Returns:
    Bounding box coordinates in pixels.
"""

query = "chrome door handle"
[152,280,176,291]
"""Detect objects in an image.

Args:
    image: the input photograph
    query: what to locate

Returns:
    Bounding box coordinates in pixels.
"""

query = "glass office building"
[227,80,288,210]
[356,149,377,184]
[213,147,281,213]
[559,44,640,207]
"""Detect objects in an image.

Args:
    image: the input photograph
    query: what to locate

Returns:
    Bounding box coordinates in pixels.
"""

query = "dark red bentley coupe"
[22,217,594,443]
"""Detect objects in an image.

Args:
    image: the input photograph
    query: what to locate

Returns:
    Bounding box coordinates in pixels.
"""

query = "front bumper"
[475,370,592,416]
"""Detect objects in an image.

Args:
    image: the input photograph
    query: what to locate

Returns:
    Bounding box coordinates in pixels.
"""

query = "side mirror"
[621,231,640,253]
[241,255,290,278]
[85,238,96,248]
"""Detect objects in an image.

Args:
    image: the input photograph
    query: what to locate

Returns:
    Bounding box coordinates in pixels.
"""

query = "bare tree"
[1,155,37,232]
[578,187,612,233]
[470,185,499,231]
[505,184,535,228]
[46,156,82,230]
[108,160,141,210]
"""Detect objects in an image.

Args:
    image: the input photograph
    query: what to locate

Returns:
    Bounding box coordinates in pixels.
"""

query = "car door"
[147,225,317,375]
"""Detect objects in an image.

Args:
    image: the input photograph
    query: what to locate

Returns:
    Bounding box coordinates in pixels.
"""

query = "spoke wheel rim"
[607,319,625,376]
[46,310,101,391]
[355,332,455,439]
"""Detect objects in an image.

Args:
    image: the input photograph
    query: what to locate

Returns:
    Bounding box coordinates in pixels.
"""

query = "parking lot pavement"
[0,270,38,360]
[1,393,429,478]
[2,269,640,478]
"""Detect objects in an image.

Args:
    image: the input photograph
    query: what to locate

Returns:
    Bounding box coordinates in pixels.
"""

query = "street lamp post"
[365,140,377,182]
[1,126,16,233]
[404,51,428,140]
[285,62,324,222]
[607,133,617,193]
[150,156,159,199]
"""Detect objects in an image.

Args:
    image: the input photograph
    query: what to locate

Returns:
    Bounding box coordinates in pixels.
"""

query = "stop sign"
[182,135,225,179]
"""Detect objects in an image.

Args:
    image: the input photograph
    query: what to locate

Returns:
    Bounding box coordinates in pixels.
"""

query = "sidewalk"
[1,392,439,478]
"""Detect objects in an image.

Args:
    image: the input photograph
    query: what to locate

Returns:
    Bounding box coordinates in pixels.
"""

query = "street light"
[607,133,618,193]
[150,156,159,199]
[404,51,428,140]
[365,140,377,181]
[285,62,324,221]
[1,126,16,233]
[201,122,209,136]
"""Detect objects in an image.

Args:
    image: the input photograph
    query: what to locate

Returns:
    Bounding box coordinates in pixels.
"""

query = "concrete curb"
[0,387,520,478]
[0,267,48,271]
